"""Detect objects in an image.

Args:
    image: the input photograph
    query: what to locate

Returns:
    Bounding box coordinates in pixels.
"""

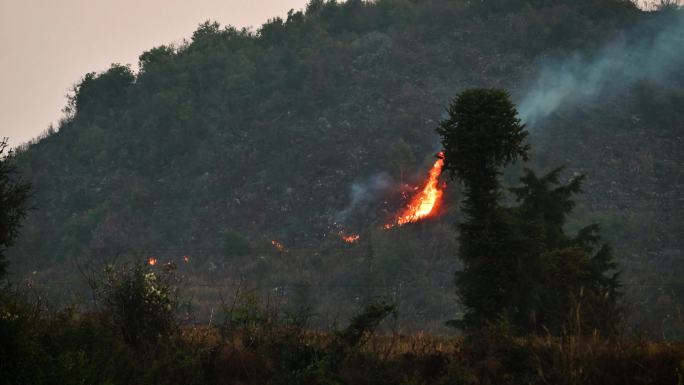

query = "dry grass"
[197,324,684,385]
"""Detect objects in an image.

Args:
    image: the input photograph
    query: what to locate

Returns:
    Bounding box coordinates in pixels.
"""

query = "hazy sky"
[0,0,309,148]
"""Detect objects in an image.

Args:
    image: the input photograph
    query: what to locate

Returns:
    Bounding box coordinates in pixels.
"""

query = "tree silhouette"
[438,89,621,334]
[438,89,532,331]
[0,138,31,279]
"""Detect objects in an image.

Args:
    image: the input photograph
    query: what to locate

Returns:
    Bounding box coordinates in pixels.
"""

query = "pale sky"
[0,0,309,148]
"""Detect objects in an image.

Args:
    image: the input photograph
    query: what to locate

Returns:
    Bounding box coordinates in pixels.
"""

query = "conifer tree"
[512,168,622,334]
[437,89,531,331]
[438,89,621,334]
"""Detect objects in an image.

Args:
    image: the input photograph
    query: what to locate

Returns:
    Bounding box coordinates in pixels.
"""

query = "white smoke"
[335,173,392,223]
[517,12,684,129]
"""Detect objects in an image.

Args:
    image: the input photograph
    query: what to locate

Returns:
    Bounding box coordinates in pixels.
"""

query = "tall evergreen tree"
[512,168,622,334]
[438,89,621,334]
[437,89,532,331]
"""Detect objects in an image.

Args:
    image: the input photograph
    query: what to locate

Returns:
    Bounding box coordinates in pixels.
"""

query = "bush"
[94,261,177,347]
[0,268,210,385]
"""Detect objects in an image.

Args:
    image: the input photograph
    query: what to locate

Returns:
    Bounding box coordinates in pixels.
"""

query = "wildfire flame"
[271,240,285,252]
[340,232,360,243]
[147,257,158,266]
[182,255,190,263]
[386,152,445,228]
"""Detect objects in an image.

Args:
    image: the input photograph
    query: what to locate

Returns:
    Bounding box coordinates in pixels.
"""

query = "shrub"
[94,261,178,347]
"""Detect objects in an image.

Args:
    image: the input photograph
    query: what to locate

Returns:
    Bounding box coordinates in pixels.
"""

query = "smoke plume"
[517,11,684,128]
[335,173,392,223]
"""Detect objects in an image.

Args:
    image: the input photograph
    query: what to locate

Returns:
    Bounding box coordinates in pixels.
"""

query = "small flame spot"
[148,257,158,266]
[271,240,285,252]
[340,232,360,243]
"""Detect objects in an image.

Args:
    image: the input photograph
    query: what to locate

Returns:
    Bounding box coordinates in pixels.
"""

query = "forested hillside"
[8,0,683,334]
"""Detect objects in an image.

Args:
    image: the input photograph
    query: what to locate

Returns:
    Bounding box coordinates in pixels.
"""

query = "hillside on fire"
[6,0,684,337]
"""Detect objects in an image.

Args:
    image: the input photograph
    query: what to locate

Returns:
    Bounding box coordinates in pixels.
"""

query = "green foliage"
[0,287,209,385]
[438,88,532,332]
[71,64,135,117]
[335,298,396,349]
[0,138,31,279]
[514,169,622,334]
[94,261,178,347]
[216,294,399,385]
[467,0,638,19]
[511,167,583,247]
[438,88,529,194]
[216,290,317,384]
[439,89,621,335]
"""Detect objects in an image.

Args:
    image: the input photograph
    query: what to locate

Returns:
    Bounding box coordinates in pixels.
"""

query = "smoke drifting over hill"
[518,13,684,128]
[334,173,392,224]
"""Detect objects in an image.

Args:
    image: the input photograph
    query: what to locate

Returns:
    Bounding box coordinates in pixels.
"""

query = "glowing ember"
[387,152,445,228]
[183,255,190,263]
[147,257,158,266]
[340,232,360,243]
[271,240,285,252]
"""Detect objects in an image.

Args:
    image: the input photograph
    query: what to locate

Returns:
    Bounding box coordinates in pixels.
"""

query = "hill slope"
[9,0,684,333]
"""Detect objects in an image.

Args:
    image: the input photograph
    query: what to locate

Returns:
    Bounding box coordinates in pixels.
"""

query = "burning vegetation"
[339,232,360,243]
[331,151,446,242]
[385,152,446,228]
[271,240,286,252]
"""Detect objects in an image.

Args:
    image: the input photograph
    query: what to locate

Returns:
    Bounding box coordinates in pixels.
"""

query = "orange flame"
[340,232,360,243]
[387,152,445,228]
[271,240,285,252]
[147,257,158,266]
[182,255,190,263]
